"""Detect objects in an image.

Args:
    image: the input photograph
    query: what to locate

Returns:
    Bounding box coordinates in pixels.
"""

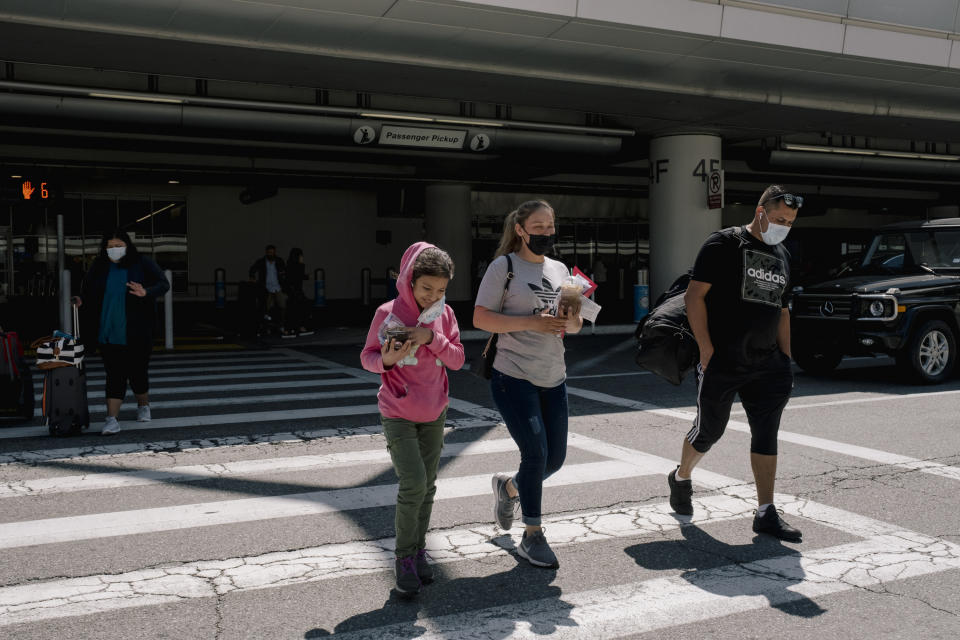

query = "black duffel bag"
[634,271,699,385]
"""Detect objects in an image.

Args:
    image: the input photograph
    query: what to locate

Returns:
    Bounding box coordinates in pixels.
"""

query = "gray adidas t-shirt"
[475,253,569,388]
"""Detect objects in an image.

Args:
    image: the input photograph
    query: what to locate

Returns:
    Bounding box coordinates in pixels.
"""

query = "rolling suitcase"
[40,306,89,437]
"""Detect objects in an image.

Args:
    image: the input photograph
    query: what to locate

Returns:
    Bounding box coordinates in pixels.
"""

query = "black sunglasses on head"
[762,193,803,209]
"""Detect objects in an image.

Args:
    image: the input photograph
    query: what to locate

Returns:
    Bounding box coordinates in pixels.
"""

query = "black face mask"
[524,233,557,256]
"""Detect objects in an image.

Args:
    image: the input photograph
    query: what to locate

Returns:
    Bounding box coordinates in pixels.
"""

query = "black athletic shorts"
[686,350,793,456]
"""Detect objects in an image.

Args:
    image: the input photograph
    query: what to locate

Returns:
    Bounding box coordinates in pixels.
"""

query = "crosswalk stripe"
[4,490,957,628]
[326,534,960,640]
[0,438,520,498]
[78,361,323,378]
[77,367,360,387]
[0,417,501,466]
[0,493,754,626]
[1,405,382,440]
[38,388,377,418]
[0,461,647,550]
[96,377,373,396]
[567,386,960,483]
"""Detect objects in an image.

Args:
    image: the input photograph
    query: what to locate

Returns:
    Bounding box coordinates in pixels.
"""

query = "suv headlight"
[869,300,885,317]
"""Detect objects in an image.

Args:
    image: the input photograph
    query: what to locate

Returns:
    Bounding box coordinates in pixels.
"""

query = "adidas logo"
[528,278,560,307]
[746,267,786,285]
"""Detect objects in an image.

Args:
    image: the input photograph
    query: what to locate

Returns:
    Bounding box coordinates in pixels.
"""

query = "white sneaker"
[101,416,121,435]
[136,406,152,422]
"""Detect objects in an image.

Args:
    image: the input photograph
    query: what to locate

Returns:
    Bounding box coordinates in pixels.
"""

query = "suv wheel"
[897,319,956,384]
[793,346,843,375]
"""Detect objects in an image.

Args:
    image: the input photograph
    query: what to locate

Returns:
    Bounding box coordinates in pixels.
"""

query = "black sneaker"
[492,473,519,530]
[668,467,693,516]
[415,549,434,584]
[517,528,559,569]
[394,556,421,596]
[753,506,802,542]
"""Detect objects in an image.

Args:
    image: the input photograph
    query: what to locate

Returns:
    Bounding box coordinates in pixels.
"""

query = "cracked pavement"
[2,338,959,638]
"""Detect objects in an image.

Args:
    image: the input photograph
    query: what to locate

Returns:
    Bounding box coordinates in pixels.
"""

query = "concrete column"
[424,184,472,302]
[648,135,722,300]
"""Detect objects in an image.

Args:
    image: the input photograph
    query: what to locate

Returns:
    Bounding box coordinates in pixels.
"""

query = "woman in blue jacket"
[75,229,170,435]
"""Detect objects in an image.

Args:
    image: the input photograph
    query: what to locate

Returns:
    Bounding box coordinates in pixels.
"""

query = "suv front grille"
[793,295,853,319]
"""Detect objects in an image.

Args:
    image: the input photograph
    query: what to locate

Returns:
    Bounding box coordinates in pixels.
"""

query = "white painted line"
[81,351,293,365]
[79,368,358,387]
[4,490,956,628]
[567,386,960,484]
[1,405,382,440]
[0,438,521,498]
[326,534,960,640]
[78,361,322,379]
[0,417,501,466]
[0,461,649,550]
[34,376,374,398]
[131,356,301,369]
[567,371,650,380]
[745,388,960,412]
[36,388,378,418]
[565,338,636,375]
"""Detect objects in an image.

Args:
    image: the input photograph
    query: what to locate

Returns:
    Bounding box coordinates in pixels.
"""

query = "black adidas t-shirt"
[691,226,791,366]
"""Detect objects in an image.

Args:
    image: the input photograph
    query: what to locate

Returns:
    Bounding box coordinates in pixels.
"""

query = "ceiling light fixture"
[88,92,184,104]
[783,143,960,161]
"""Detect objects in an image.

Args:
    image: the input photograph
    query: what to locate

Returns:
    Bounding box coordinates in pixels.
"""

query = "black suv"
[791,218,960,383]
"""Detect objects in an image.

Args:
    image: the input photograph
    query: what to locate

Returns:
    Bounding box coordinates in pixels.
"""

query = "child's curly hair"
[412,247,454,282]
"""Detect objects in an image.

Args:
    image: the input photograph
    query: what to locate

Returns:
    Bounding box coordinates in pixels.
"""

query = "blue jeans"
[490,369,568,526]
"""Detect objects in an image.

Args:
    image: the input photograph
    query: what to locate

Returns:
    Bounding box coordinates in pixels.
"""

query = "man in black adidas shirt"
[667,185,802,542]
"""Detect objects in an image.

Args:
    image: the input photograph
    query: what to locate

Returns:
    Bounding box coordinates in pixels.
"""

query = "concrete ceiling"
[3,0,960,143]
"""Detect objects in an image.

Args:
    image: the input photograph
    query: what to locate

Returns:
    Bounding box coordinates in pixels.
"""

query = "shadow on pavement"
[304,557,574,638]
[625,524,826,619]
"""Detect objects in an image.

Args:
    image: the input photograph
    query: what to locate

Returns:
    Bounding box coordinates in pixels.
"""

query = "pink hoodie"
[360,242,464,422]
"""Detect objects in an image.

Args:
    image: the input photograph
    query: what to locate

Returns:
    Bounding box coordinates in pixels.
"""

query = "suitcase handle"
[72,303,80,340]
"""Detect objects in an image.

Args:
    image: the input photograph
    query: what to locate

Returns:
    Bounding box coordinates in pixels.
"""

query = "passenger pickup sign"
[378,126,466,149]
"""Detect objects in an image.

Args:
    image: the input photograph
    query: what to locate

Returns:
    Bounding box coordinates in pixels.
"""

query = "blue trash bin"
[633,284,649,322]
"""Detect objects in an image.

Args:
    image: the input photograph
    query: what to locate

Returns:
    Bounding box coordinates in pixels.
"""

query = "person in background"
[360,243,464,597]
[74,229,170,435]
[474,199,582,570]
[248,245,291,336]
[284,247,313,337]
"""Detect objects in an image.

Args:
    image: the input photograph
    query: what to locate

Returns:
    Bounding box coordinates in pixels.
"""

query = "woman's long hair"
[288,247,303,266]
[97,228,140,269]
[493,200,554,258]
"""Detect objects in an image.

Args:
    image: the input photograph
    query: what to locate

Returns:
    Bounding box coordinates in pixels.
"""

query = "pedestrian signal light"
[21,181,50,200]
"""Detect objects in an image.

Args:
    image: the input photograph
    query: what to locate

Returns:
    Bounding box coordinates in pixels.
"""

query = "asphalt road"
[0,335,958,639]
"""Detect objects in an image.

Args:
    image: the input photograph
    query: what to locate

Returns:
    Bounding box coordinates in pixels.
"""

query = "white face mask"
[760,210,790,246]
[417,296,446,325]
[106,246,127,261]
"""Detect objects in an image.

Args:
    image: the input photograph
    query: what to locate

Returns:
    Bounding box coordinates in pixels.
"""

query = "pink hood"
[360,242,464,422]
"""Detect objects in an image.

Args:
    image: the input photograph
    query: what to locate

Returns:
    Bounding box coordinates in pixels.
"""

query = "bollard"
[314,268,326,307]
[164,269,174,350]
[214,267,226,309]
[361,267,371,306]
[60,270,71,332]
[633,268,649,323]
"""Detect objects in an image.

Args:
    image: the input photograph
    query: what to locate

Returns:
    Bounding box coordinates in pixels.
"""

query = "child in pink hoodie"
[360,242,464,597]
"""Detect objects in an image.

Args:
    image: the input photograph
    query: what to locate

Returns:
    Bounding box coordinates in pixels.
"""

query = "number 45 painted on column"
[692,159,720,182]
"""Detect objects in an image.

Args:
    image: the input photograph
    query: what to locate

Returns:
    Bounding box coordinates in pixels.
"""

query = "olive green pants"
[382,407,447,559]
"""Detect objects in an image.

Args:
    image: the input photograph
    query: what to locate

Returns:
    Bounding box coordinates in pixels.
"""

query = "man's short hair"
[758,185,789,207]
[265,244,276,252]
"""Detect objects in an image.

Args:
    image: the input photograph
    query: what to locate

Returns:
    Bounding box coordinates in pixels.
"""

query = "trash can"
[633,269,649,322]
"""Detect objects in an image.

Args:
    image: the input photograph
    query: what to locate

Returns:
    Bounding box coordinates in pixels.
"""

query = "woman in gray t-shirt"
[473,199,582,569]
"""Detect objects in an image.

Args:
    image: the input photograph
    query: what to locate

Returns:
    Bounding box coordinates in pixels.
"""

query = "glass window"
[81,196,118,260]
[119,197,153,255]
[151,199,188,292]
